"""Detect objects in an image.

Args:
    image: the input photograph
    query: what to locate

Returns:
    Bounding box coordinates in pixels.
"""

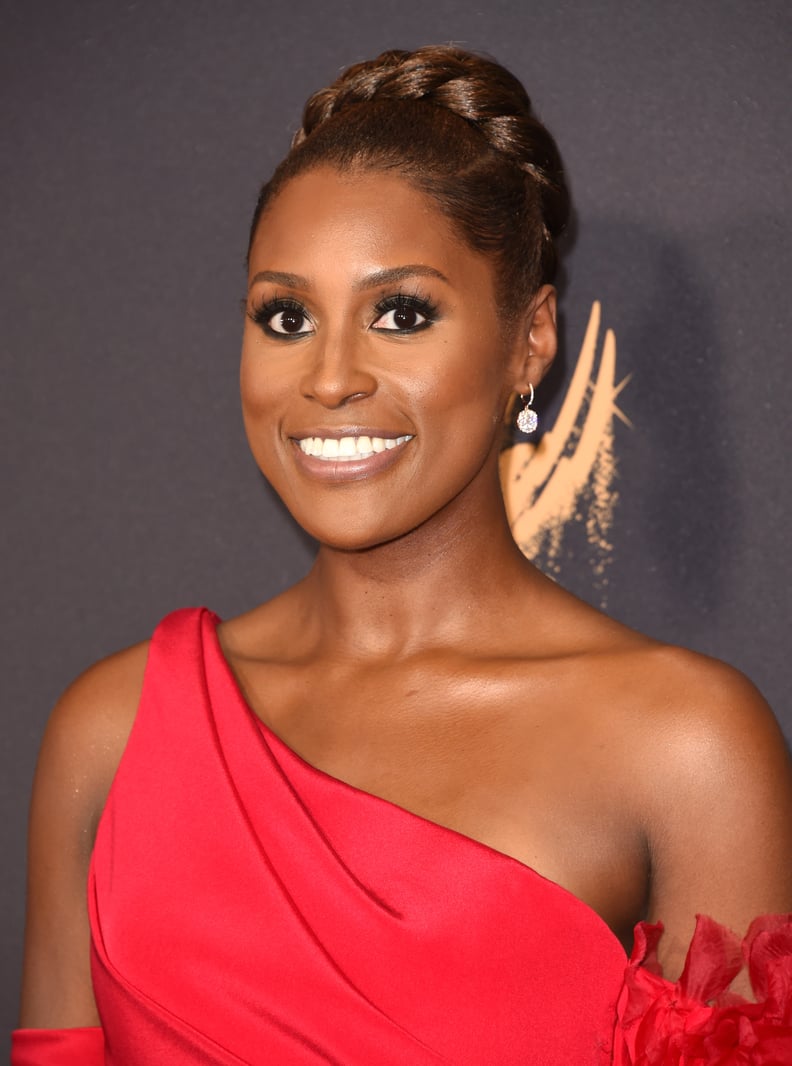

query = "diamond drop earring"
[516,384,538,434]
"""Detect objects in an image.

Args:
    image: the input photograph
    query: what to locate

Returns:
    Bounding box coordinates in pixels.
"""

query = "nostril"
[300,364,378,407]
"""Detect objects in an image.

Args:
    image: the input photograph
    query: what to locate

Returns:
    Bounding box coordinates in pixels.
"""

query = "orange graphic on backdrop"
[499,301,631,595]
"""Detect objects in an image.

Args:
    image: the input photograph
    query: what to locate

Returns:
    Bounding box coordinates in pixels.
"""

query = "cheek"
[239,346,282,427]
[422,337,510,426]
[239,352,286,482]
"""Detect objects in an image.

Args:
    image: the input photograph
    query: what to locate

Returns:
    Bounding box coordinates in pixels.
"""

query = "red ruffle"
[613,914,792,1065]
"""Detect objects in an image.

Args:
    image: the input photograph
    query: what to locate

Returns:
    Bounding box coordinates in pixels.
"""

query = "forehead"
[248,166,496,296]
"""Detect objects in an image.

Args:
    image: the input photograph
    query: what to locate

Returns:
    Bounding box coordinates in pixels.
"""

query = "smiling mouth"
[297,434,414,461]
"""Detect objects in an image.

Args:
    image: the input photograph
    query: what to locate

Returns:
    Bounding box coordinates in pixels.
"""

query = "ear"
[509,285,558,393]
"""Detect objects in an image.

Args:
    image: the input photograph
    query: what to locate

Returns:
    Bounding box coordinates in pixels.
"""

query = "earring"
[516,384,538,434]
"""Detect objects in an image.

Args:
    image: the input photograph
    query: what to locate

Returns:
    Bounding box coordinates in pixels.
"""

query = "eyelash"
[248,297,310,338]
[371,292,439,333]
[247,290,440,339]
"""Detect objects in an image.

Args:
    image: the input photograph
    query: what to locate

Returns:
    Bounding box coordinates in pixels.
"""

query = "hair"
[247,46,570,321]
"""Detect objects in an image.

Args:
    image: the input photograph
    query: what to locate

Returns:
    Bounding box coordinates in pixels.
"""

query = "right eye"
[250,299,313,338]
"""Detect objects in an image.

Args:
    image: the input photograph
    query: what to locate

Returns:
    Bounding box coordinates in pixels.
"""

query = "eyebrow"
[248,264,450,293]
[353,265,450,291]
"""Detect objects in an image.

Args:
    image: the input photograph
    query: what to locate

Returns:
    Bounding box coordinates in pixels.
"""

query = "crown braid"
[248,46,570,316]
[294,47,569,249]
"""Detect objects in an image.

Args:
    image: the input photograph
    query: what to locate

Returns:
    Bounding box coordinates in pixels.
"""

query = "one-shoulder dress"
[12,608,792,1064]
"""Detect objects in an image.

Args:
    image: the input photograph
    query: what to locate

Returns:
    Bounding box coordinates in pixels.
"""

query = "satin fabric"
[10,1027,104,1065]
[86,607,629,1063]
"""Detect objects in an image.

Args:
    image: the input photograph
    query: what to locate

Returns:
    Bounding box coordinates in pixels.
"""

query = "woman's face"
[241,166,542,551]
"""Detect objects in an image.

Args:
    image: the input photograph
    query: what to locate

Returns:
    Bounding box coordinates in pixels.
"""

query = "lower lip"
[290,438,413,482]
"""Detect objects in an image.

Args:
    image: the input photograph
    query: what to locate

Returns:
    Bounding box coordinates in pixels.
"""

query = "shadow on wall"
[594,218,735,631]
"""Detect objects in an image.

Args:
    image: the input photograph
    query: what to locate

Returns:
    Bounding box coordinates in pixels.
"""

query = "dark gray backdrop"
[2,0,790,1030]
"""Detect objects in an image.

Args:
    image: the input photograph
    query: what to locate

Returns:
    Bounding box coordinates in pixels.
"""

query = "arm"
[640,653,792,983]
[18,642,148,1029]
[613,655,792,1063]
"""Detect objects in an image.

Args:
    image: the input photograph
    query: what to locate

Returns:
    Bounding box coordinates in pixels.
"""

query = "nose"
[299,326,377,409]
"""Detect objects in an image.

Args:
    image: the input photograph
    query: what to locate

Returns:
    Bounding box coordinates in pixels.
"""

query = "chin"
[287,507,412,554]
[308,525,403,554]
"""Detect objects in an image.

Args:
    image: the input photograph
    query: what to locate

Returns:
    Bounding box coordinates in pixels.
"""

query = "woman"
[15,46,792,1064]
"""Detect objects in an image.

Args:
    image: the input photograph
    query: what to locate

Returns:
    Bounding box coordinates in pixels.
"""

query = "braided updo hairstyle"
[248,46,570,321]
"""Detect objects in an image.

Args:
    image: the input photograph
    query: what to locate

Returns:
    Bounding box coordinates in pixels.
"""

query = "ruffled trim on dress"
[613,913,792,1065]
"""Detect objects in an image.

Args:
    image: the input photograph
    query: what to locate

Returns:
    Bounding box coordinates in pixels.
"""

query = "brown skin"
[20,168,792,1027]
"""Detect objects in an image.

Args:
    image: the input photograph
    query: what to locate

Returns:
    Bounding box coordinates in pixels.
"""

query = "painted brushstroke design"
[499,301,630,596]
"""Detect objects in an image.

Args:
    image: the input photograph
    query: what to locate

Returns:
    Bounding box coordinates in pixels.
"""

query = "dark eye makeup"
[371,292,439,333]
[248,297,312,338]
[247,289,441,340]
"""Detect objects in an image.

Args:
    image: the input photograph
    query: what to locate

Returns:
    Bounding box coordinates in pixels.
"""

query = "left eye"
[375,300,437,332]
[373,306,427,331]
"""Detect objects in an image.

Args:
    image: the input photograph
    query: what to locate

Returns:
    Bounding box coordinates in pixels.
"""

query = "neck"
[295,483,540,659]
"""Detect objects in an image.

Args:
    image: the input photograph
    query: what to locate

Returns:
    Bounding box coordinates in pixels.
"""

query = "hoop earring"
[516,384,538,434]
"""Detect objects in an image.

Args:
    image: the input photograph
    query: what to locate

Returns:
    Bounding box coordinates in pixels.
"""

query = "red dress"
[12,608,792,1064]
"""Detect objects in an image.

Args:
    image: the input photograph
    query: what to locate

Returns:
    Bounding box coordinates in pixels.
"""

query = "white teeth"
[297,435,413,460]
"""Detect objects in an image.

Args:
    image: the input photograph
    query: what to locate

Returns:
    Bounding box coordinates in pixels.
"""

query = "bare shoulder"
[611,642,792,969]
[36,639,151,830]
[610,641,791,786]
[534,571,790,788]
[588,635,792,824]
[555,584,786,758]
[49,638,150,734]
